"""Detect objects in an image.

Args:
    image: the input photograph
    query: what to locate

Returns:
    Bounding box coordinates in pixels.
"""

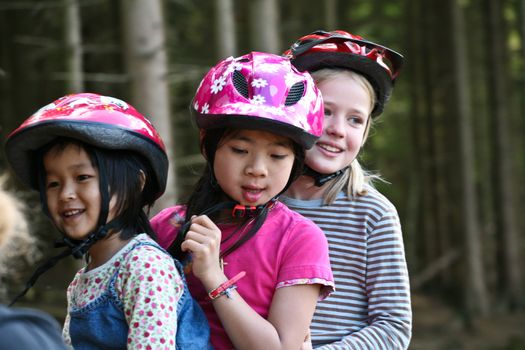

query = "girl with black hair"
[5,93,211,349]
[151,52,334,350]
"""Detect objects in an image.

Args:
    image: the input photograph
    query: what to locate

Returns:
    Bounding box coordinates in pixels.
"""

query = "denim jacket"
[69,240,212,349]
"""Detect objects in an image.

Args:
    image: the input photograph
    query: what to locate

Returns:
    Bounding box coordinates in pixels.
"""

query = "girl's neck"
[285,175,327,200]
[86,232,132,270]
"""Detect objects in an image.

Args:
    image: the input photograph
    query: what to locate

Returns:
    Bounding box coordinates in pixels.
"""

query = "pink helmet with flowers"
[191,51,323,149]
[284,30,404,117]
[5,93,168,199]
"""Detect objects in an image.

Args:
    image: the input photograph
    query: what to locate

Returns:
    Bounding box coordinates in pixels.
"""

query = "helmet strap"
[55,218,122,259]
[303,165,348,187]
[9,217,122,307]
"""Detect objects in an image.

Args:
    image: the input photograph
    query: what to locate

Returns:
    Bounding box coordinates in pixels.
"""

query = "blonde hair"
[0,175,39,300]
[310,68,381,205]
[0,176,28,247]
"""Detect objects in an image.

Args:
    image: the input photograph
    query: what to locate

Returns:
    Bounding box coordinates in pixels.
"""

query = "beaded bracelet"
[208,271,246,300]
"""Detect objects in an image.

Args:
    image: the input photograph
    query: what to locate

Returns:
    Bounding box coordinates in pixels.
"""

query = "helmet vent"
[233,70,249,98]
[284,82,305,106]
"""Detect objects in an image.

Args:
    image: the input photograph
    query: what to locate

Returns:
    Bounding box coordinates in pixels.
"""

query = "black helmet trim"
[291,51,392,117]
[5,120,168,197]
[195,114,318,150]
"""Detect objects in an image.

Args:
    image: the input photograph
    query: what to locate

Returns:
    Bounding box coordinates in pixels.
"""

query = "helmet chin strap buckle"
[303,166,348,187]
[232,204,261,218]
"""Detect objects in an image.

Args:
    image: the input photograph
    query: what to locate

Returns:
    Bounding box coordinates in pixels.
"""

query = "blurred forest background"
[0,0,524,349]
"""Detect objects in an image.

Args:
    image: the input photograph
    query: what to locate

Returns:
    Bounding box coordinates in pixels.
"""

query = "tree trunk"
[485,0,523,309]
[404,0,424,274]
[121,0,176,213]
[450,0,489,316]
[64,0,84,93]
[0,9,14,147]
[215,0,237,58]
[250,0,280,53]
[324,0,337,30]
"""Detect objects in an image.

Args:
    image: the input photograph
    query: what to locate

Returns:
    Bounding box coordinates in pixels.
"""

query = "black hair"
[39,137,157,241]
[9,137,159,307]
[168,128,304,260]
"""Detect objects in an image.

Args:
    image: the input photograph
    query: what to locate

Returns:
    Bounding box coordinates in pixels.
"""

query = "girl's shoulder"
[150,205,187,249]
[120,235,176,272]
[152,205,187,226]
[269,201,324,236]
[351,184,398,214]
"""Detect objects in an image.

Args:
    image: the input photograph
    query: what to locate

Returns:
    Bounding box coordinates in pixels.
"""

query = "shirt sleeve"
[277,219,334,299]
[62,314,73,350]
[150,206,186,249]
[117,245,184,349]
[62,273,78,350]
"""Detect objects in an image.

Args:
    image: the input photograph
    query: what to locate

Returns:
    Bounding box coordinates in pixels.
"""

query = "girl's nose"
[59,184,76,201]
[245,155,267,177]
[325,115,345,138]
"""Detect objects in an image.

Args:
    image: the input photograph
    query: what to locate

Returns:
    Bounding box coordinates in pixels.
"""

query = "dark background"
[0,0,524,348]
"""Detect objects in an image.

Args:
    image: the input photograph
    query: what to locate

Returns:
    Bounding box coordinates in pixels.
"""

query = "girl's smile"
[43,143,116,240]
[305,74,372,174]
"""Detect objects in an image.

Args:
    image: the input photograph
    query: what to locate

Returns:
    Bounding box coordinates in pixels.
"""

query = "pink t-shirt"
[151,201,334,350]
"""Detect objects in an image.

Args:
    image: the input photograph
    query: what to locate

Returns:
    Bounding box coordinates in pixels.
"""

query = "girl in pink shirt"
[151,52,334,350]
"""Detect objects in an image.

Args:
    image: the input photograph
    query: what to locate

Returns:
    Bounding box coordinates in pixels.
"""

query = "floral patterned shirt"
[62,234,183,349]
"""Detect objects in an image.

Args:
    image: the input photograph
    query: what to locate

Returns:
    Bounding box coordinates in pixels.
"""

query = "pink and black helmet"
[5,93,168,199]
[284,30,404,117]
[191,51,324,149]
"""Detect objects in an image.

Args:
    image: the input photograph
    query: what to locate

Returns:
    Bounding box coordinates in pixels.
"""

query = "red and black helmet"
[5,93,168,199]
[283,30,404,117]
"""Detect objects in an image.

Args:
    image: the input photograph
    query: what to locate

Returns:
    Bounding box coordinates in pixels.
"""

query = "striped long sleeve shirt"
[282,186,412,349]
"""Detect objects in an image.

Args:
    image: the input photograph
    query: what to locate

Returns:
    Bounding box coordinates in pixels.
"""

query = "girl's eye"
[271,154,288,160]
[347,116,364,125]
[77,174,93,182]
[230,146,247,154]
[324,108,333,116]
[46,181,59,189]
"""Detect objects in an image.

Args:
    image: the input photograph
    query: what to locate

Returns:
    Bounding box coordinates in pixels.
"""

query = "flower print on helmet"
[5,93,168,199]
[191,51,324,149]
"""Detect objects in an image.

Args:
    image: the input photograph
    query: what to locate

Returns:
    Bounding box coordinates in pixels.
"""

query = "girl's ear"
[139,170,146,191]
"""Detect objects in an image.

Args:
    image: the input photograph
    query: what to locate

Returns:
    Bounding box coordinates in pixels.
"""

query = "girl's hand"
[180,215,223,284]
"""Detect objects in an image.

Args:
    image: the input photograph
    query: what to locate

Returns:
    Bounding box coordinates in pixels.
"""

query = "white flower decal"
[284,72,297,86]
[100,96,128,109]
[266,106,285,116]
[251,78,268,88]
[251,95,266,105]
[68,97,95,109]
[35,102,56,115]
[201,103,210,114]
[258,63,279,73]
[225,61,243,75]
[210,75,227,94]
[194,101,199,111]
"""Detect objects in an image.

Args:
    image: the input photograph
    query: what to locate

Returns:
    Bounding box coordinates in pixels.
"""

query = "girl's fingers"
[181,239,208,254]
[190,214,220,231]
[184,215,221,243]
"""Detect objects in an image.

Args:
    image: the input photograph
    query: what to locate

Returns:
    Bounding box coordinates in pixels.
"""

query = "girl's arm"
[122,245,182,348]
[183,215,321,350]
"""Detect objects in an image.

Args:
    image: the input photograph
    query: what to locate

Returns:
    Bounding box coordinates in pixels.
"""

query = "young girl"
[283,30,412,349]
[5,93,211,349]
[151,52,334,350]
